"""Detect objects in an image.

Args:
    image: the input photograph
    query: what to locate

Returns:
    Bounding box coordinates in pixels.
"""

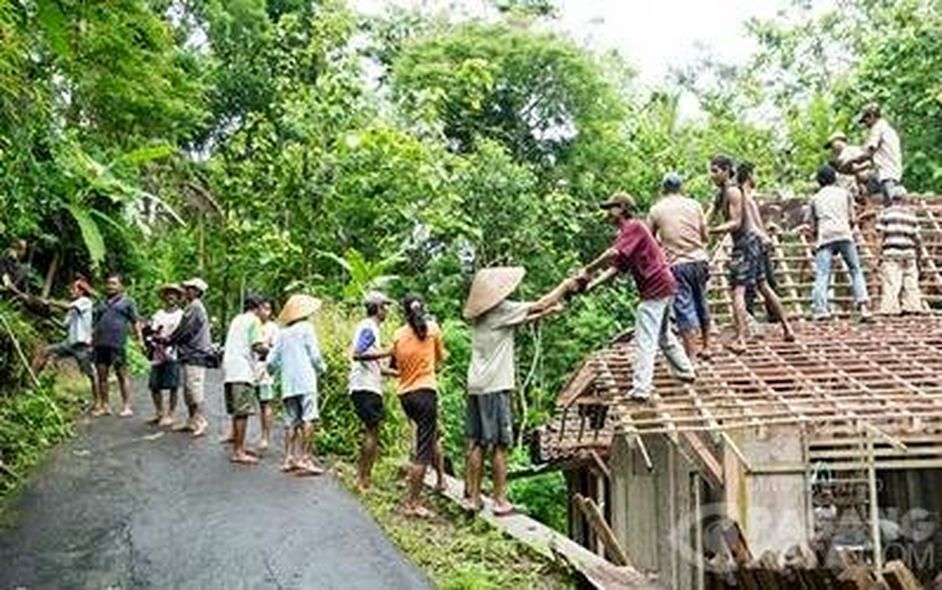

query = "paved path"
[0,372,430,590]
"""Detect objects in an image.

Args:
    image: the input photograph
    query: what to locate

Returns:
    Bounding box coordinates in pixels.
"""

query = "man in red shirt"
[576,193,696,400]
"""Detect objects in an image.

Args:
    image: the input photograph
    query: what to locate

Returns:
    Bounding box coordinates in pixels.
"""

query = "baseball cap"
[364,290,393,306]
[182,278,208,294]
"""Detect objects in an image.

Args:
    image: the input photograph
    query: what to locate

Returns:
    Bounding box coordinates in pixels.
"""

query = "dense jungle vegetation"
[1,0,939,528]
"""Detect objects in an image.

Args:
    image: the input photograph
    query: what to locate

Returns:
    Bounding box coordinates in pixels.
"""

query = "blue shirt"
[267,321,325,397]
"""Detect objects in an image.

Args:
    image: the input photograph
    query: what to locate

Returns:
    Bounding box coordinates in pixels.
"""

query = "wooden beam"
[574,494,633,568]
[681,431,724,488]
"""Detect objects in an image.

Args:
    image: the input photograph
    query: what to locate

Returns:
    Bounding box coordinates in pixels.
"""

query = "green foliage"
[335,459,574,589]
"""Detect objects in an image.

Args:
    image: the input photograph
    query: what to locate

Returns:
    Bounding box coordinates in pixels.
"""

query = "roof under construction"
[535,195,942,465]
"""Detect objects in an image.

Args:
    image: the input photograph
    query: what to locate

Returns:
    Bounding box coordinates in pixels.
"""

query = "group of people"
[0,102,928,519]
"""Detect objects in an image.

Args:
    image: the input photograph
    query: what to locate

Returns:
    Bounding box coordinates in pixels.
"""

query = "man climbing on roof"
[875,187,924,315]
[807,164,872,322]
[707,155,794,353]
[824,131,872,202]
[846,103,903,207]
[463,267,573,514]
[647,172,712,360]
[573,192,696,400]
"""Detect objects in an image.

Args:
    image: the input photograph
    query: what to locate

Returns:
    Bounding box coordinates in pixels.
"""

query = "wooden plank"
[574,493,633,568]
[423,472,663,589]
[682,431,724,488]
[882,560,921,590]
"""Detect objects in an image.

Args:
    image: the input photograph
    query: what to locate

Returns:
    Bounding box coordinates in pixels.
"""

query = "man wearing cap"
[574,192,696,400]
[349,290,394,491]
[221,294,268,464]
[33,278,97,405]
[708,155,794,352]
[848,103,902,206]
[463,269,573,514]
[647,172,712,359]
[875,188,924,315]
[825,131,872,200]
[92,273,143,417]
[145,284,184,427]
[166,278,213,438]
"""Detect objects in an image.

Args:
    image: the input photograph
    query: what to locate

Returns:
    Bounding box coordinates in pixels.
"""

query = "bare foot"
[256,439,270,454]
[191,420,207,438]
[294,458,324,476]
[492,501,516,517]
[230,452,259,465]
[402,505,435,519]
[90,407,106,417]
[157,415,175,427]
[725,340,747,355]
[119,407,134,417]
[356,479,372,493]
[461,498,483,513]
[280,459,299,473]
[172,420,193,432]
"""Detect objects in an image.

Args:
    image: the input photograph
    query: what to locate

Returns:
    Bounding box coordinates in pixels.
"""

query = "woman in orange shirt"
[390,293,447,518]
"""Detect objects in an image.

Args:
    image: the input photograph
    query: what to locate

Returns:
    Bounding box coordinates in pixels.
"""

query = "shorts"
[727,233,764,289]
[283,394,318,427]
[182,364,206,406]
[671,261,711,333]
[351,390,385,428]
[256,383,275,403]
[399,389,438,466]
[93,345,126,368]
[225,382,257,417]
[48,341,94,377]
[148,361,180,392]
[466,390,513,447]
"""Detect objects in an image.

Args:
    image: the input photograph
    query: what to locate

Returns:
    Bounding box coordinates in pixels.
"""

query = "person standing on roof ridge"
[647,172,713,360]
[846,103,903,207]
[572,192,696,401]
[875,188,924,315]
[707,155,794,353]
[807,164,872,322]
[463,267,574,515]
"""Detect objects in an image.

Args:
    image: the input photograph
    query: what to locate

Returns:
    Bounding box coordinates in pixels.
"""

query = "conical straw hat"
[463,267,525,320]
[278,294,322,325]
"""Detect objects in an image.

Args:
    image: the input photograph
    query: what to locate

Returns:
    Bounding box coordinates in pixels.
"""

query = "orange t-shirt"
[391,322,446,395]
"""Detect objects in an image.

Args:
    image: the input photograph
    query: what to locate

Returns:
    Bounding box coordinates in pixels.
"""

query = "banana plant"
[317,247,404,301]
[57,141,180,269]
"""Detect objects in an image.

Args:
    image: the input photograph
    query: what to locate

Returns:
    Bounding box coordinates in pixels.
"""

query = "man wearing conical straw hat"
[572,192,696,400]
[266,294,326,476]
[463,268,575,515]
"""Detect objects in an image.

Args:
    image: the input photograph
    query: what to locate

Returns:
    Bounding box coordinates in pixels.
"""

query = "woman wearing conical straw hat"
[463,268,576,515]
[266,294,326,476]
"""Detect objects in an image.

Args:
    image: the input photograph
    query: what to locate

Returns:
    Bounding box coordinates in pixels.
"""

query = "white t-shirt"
[67,296,94,345]
[866,118,902,182]
[810,185,855,248]
[255,321,279,386]
[467,300,530,395]
[151,308,184,360]
[222,311,262,384]
[348,317,382,394]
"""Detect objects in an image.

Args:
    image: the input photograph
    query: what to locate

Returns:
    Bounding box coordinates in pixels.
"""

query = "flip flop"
[230,454,259,465]
[280,460,299,473]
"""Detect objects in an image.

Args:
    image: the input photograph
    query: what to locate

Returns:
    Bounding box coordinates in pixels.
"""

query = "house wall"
[728,426,809,557]
[609,434,702,590]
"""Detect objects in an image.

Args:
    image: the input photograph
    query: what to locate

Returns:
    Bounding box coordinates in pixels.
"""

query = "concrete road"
[0,372,430,590]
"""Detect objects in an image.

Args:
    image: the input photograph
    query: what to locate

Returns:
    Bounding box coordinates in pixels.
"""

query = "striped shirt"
[876,205,920,259]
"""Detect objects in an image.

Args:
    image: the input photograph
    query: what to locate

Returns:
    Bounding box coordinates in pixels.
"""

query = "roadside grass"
[0,374,86,501]
[335,458,575,590]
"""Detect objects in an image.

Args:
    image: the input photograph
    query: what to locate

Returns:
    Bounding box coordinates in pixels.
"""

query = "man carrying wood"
[573,193,696,400]
[463,267,573,514]
[847,103,903,206]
